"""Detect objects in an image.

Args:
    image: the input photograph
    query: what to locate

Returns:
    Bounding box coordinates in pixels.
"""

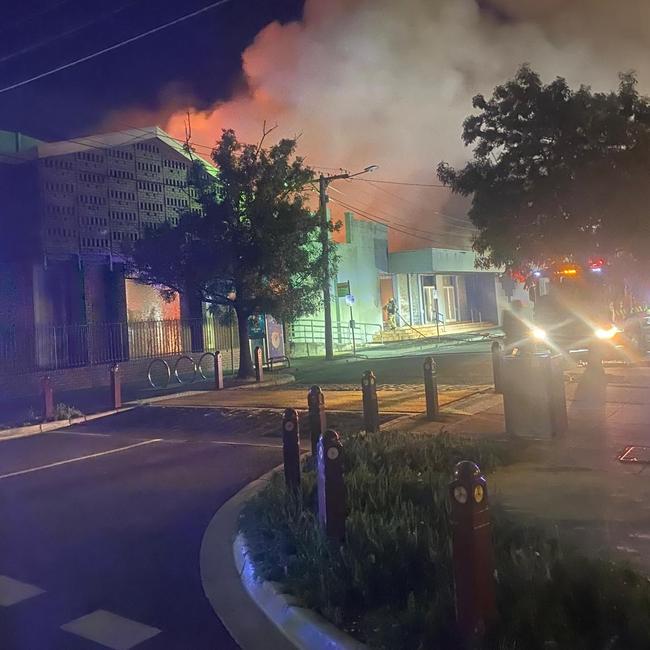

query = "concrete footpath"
[396,365,650,572]
[161,383,489,414]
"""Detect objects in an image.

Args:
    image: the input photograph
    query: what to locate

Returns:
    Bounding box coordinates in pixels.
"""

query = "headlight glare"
[531,327,548,341]
[595,326,619,340]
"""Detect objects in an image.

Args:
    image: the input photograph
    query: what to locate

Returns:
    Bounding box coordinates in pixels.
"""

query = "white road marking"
[157,438,283,449]
[0,575,45,607]
[61,609,161,649]
[0,439,161,481]
[62,431,113,438]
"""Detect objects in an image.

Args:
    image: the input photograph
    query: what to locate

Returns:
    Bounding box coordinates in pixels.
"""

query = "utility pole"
[318,165,378,361]
[319,173,335,361]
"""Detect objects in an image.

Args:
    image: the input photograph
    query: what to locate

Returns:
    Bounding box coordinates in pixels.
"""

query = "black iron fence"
[0,316,240,375]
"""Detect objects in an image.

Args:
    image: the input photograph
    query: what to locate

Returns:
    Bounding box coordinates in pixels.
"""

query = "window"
[77,151,104,163]
[135,142,158,154]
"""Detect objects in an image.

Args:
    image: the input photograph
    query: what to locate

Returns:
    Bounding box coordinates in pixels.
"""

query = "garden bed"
[240,430,650,649]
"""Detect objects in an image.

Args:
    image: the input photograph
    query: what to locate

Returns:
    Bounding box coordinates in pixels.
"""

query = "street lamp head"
[364,165,379,173]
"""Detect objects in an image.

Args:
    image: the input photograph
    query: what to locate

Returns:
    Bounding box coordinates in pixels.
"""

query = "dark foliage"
[438,66,650,271]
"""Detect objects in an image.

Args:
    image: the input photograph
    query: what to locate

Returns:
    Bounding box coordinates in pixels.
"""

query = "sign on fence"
[265,315,285,358]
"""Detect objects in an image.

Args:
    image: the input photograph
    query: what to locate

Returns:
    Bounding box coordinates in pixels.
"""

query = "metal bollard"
[42,375,54,421]
[307,385,327,457]
[449,461,497,645]
[110,364,122,410]
[317,429,345,541]
[423,357,439,420]
[254,346,264,382]
[491,341,504,394]
[214,351,224,390]
[361,370,380,433]
[282,408,301,491]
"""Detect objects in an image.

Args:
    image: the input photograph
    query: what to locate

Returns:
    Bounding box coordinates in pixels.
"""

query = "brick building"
[0,127,217,372]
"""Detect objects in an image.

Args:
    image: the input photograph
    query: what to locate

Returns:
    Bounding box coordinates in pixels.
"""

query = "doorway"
[423,286,439,324]
[442,285,458,322]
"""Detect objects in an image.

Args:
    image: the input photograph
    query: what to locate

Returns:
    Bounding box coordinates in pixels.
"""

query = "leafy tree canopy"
[130,128,327,377]
[438,66,650,272]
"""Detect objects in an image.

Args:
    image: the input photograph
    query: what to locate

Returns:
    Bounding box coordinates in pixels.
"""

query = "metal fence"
[287,319,383,356]
[0,316,240,376]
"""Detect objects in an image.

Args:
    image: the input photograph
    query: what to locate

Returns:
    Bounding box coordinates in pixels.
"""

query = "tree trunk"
[236,307,255,379]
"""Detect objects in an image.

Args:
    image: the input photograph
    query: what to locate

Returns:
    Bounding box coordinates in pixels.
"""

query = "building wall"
[464,274,499,323]
[35,139,204,261]
[290,214,387,353]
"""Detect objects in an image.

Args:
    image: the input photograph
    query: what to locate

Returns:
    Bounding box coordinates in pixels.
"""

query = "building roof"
[0,126,217,174]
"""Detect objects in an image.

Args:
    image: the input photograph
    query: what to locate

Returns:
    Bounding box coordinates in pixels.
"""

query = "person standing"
[385,298,397,330]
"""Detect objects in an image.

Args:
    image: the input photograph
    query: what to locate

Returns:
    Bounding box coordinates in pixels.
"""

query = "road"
[0,406,309,650]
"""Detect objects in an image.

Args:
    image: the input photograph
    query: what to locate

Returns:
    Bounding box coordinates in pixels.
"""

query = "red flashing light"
[588,257,606,270]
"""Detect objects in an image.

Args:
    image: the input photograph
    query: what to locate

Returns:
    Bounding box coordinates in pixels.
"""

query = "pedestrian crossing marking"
[0,575,45,607]
[61,609,161,649]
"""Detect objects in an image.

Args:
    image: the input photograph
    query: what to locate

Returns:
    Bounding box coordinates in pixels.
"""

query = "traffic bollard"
[361,370,380,433]
[110,364,122,410]
[214,351,224,390]
[491,341,504,394]
[423,357,439,420]
[282,408,301,491]
[307,385,327,457]
[42,375,54,421]
[254,346,264,382]
[449,461,497,645]
[317,429,345,541]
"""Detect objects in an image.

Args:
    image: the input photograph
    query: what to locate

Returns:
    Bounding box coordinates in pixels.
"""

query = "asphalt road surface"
[0,406,311,650]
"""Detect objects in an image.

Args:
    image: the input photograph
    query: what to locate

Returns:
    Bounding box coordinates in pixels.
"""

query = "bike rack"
[147,358,171,389]
[197,352,216,380]
[173,355,198,384]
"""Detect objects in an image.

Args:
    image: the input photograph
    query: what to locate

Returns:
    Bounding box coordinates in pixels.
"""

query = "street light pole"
[318,165,379,361]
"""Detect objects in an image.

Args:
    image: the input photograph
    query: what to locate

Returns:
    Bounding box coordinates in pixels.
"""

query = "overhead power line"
[330,196,474,248]
[355,177,447,188]
[363,180,474,227]
[0,0,235,95]
[0,1,139,66]
[311,165,447,188]
[346,179,475,229]
[337,188,475,236]
[0,0,74,36]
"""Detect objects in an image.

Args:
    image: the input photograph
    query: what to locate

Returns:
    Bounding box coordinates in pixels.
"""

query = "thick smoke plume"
[156,0,650,250]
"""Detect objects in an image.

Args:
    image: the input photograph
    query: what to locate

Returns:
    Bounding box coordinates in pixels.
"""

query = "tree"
[130,128,326,378]
[437,66,650,272]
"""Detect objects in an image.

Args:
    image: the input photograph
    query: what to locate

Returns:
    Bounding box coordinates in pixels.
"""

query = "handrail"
[395,311,430,339]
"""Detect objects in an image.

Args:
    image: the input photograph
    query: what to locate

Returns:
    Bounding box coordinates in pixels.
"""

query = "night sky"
[0,0,305,141]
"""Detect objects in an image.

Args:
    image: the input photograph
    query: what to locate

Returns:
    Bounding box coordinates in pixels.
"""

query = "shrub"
[241,430,650,649]
[54,403,83,420]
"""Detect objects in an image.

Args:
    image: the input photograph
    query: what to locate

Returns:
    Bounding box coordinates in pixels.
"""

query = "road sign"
[336,281,350,298]
[345,294,355,306]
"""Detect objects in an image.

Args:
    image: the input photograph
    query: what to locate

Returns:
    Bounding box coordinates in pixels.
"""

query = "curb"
[234,533,366,650]
[200,465,366,650]
[0,374,296,443]
[0,406,136,442]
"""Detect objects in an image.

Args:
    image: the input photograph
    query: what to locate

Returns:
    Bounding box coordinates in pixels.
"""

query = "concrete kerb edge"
[200,463,367,650]
[0,373,296,443]
[0,406,137,442]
